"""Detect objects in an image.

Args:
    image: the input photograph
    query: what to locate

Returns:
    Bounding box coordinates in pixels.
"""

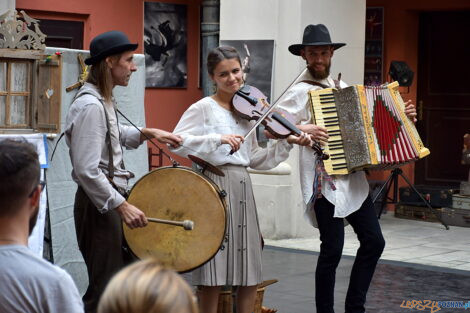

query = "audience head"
[0,139,41,229]
[98,258,198,313]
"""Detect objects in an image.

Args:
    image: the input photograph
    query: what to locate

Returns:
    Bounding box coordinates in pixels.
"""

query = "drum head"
[124,166,226,272]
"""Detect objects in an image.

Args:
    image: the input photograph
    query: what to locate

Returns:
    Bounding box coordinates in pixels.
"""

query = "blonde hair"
[98,259,199,313]
[86,54,120,102]
[97,259,198,313]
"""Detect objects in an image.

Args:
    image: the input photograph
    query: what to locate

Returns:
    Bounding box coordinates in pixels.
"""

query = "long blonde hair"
[97,259,198,313]
[86,55,120,102]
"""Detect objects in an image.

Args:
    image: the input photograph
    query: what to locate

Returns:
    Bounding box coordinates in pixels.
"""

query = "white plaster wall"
[0,0,15,14]
[221,0,366,239]
[45,47,148,294]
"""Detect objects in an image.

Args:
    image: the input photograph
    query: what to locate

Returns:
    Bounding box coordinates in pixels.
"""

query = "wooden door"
[415,11,470,187]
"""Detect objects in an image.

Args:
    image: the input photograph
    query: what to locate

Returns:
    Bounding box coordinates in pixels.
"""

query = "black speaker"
[389,61,414,87]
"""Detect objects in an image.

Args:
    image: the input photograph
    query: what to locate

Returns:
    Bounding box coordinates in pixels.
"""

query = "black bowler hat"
[288,24,346,56]
[85,31,138,65]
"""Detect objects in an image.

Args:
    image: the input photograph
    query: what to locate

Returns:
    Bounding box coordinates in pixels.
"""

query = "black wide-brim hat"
[85,30,138,65]
[288,24,346,56]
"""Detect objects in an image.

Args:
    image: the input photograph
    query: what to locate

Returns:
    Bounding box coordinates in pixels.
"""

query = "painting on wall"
[364,7,384,86]
[219,40,275,102]
[144,2,187,88]
[219,40,275,144]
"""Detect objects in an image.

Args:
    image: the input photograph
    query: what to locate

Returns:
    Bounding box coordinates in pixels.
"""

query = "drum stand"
[372,168,449,230]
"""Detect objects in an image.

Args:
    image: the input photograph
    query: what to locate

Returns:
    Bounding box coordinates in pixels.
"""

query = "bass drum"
[124,166,227,273]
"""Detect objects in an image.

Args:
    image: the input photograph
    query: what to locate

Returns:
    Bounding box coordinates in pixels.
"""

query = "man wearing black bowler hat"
[65,30,182,313]
[277,24,416,313]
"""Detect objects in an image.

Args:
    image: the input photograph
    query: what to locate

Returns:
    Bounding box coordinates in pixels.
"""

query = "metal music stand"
[372,168,449,230]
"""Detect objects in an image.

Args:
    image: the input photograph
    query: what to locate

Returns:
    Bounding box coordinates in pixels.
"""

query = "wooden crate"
[394,204,442,223]
[452,195,470,210]
[441,207,470,227]
[216,279,278,313]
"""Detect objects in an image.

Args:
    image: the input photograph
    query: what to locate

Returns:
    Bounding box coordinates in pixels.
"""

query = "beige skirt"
[192,164,263,286]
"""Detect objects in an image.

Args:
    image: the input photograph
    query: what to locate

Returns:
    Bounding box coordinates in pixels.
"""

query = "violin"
[230,84,328,159]
[232,85,301,139]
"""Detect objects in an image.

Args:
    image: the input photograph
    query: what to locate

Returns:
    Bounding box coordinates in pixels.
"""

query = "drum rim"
[125,165,228,273]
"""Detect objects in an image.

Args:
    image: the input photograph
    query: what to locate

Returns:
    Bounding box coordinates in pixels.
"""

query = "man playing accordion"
[277,24,417,313]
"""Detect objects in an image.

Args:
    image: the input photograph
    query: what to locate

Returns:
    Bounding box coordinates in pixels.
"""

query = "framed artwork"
[364,7,384,86]
[144,2,187,88]
[219,40,275,102]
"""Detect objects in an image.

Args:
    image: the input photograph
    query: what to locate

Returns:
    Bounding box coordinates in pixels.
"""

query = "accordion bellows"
[309,82,430,175]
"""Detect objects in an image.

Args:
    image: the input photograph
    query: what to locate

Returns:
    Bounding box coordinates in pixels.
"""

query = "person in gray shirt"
[65,30,182,313]
[0,139,84,313]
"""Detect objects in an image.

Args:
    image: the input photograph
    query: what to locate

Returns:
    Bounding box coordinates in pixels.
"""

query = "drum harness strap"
[299,75,342,208]
[51,92,181,172]
[51,92,131,197]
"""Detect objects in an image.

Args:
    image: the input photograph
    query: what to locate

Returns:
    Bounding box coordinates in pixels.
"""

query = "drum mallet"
[148,218,194,230]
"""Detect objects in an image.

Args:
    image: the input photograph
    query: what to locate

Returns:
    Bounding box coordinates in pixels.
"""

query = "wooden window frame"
[0,49,61,134]
[1,58,34,129]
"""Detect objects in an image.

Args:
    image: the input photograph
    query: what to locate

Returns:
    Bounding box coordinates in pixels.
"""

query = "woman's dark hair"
[207,46,242,75]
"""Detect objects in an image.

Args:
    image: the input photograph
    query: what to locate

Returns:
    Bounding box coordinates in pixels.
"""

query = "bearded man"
[277,24,416,313]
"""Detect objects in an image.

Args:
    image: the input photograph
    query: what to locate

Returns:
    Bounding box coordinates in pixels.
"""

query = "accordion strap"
[299,80,329,89]
[300,73,342,89]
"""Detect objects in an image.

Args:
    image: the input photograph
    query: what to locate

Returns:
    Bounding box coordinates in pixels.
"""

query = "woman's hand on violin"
[404,100,417,123]
[221,134,244,152]
[287,132,313,146]
[297,124,329,144]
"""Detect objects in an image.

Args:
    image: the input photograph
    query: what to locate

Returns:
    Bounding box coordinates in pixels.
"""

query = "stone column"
[200,0,219,97]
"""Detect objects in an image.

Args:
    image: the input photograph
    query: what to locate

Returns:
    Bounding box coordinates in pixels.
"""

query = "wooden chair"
[148,147,164,171]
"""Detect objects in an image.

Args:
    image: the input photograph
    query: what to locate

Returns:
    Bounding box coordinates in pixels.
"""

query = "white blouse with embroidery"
[170,96,293,170]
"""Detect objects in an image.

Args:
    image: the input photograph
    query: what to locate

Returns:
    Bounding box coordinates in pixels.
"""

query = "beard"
[307,61,331,80]
[28,206,39,236]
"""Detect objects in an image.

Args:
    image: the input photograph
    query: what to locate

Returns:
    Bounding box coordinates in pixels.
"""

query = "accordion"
[308,81,430,175]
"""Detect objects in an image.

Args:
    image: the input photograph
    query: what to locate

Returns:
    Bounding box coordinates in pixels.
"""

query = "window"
[0,58,34,128]
[0,50,62,134]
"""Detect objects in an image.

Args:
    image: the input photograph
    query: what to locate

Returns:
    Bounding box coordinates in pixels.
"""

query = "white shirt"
[170,96,293,170]
[277,71,369,221]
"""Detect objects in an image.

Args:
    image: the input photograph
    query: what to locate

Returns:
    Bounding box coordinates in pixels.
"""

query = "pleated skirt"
[192,164,263,287]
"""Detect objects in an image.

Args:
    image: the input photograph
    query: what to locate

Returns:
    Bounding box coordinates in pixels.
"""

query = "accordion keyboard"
[310,90,348,175]
[308,82,430,176]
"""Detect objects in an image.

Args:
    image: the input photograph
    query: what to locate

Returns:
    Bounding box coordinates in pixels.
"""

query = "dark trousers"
[74,186,136,313]
[314,195,385,313]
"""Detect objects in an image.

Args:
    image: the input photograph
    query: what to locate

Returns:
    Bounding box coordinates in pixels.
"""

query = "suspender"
[95,97,127,180]
[101,100,115,179]
[51,92,125,182]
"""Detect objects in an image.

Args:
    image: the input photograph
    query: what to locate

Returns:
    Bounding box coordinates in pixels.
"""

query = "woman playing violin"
[170,46,311,313]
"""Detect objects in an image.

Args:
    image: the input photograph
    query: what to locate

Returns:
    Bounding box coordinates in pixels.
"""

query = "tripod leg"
[372,169,400,219]
[399,173,449,230]
[378,173,397,219]
[372,171,395,203]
